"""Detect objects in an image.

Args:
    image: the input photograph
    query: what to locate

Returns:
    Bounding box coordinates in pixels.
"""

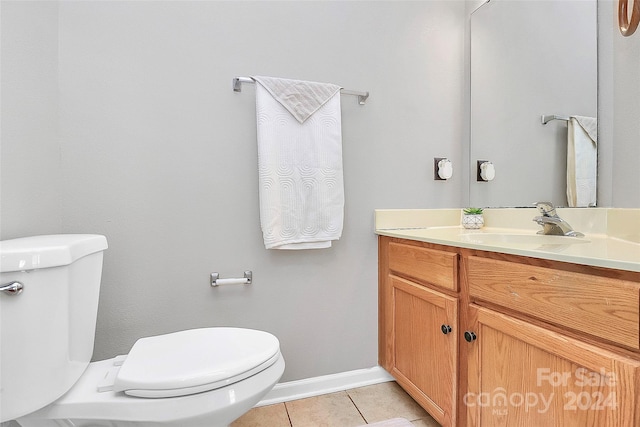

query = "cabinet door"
[391,275,458,427]
[466,305,640,427]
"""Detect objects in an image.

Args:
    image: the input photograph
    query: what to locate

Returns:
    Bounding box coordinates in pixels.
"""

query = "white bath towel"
[252,76,341,123]
[567,116,597,207]
[254,77,344,250]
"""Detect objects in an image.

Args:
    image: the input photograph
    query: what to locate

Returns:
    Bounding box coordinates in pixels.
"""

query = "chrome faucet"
[533,202,584,237]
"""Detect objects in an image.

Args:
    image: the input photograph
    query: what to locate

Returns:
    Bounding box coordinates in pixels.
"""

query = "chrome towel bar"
[233,76,370,105]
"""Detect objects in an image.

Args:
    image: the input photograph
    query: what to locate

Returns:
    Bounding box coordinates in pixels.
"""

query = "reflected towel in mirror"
[567,116,597,207]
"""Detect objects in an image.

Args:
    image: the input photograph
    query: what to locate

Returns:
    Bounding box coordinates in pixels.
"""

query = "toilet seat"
[111,328,280,398]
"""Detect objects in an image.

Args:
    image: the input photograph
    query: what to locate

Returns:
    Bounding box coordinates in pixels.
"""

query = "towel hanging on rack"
[233,76,370,105]
[252,76,341,123]
[253,76,345,250]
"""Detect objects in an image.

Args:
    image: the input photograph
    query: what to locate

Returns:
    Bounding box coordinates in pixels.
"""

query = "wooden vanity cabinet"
[466,304,640,426]
[378,236,640,427]
[379,238,459,427]
[464,254,640,427]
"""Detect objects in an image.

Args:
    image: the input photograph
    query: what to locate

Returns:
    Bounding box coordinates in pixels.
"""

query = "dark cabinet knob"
[441,324,452,335]
[464,331,477,342]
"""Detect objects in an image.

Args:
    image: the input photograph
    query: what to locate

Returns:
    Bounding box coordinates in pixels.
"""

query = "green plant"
[463,207,484,215]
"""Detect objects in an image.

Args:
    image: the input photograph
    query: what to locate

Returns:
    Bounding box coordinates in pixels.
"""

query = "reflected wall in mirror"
[470,0,597,208]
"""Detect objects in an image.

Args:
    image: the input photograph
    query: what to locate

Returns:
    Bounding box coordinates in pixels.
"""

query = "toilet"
[0,234,285,427]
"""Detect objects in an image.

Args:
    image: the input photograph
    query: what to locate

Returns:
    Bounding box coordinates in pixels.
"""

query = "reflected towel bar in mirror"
[541,114,570,125]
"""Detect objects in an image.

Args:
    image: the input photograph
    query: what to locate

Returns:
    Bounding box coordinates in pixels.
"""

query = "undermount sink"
[460,233,590,246]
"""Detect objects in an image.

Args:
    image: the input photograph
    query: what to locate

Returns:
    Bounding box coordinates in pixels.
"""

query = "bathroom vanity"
[376,209,640,427]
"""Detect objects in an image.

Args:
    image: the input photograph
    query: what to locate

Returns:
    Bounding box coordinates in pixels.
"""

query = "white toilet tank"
[0,234,108,422]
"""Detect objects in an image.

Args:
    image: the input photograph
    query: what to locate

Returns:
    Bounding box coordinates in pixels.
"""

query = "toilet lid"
[113,328,280,398]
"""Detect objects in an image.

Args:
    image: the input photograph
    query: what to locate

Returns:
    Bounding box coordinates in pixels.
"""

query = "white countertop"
[375,208,640,273]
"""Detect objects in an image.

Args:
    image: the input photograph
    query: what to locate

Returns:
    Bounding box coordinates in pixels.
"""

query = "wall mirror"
[469,0,597,208]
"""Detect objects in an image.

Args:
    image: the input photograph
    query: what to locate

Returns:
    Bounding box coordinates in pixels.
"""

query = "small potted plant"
[462,207,484,229]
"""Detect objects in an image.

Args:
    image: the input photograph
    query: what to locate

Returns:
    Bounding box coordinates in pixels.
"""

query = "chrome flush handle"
[0,281,24,296]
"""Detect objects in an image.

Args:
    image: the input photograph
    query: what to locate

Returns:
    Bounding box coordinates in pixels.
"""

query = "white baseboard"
[256,366,394,407]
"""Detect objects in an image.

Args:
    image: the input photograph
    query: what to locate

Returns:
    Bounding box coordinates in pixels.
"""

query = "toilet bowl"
[0,235,284,427]
[17,329,285,427]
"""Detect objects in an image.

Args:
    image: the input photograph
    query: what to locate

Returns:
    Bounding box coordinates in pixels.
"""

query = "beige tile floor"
[231,381,441,427]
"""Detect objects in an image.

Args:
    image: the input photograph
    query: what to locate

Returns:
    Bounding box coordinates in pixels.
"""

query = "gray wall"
[1,1,62,237]
[2,0,466,385]
[610,0,640,207]
[598,0,615,207]
[598,0,640,208]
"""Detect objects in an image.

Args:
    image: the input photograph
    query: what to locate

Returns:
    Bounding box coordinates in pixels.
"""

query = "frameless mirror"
[470,0,597,207]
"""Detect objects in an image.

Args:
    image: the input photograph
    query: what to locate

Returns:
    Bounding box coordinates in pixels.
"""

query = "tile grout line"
[283,401,294,427]
[346,392,369,425]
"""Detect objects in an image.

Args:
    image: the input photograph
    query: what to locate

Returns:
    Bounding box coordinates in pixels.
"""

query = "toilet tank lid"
[0,234,108,273]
